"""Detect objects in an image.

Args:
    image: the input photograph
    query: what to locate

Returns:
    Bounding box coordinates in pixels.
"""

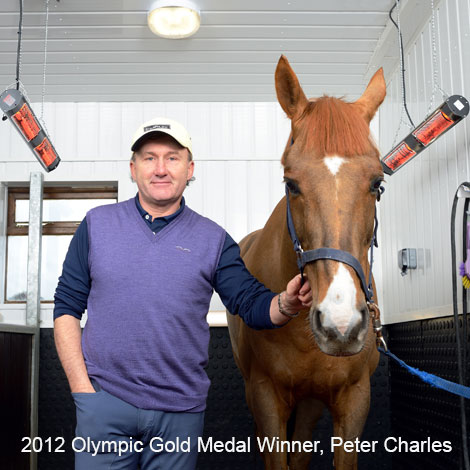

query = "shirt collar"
[134,194,185,223]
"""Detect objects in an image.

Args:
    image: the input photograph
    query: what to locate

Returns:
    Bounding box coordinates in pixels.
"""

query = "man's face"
[130,136,194,210]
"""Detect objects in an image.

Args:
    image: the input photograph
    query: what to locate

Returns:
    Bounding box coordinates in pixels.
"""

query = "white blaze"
[317,264,361,336]
[323,156,345,176]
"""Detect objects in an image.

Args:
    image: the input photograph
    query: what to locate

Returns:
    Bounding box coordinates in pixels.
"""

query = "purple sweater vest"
[83,198,226,412]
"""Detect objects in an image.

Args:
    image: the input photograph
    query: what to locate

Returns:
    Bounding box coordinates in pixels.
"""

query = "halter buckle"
[295,247,306,283]
[294,244,304,268]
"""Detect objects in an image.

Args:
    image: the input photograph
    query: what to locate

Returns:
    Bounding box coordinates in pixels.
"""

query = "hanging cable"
[41,0,51,132]
[15,0,24,90]
[427,0,449,114]
[451,182,470,470]
[462,198,469,384]
[389,0,415,128]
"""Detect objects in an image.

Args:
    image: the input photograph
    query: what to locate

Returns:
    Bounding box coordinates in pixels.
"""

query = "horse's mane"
[297,96,377,158]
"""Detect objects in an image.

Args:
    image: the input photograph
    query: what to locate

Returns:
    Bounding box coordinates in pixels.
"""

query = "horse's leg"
[330,376,371,470]
[289,397,325,470]
[247,377,291,470]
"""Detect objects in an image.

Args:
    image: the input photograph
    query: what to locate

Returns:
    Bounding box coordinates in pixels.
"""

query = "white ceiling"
[0,0,434,102]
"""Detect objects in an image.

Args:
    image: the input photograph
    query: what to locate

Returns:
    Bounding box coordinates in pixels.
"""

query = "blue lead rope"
[379,347,470,399]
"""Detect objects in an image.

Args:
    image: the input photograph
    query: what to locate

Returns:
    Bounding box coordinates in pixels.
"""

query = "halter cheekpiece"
[284,182,384,305]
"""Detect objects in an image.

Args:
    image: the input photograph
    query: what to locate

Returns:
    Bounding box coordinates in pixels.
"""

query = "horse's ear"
[275,55,308,120]
[354,68,386,123]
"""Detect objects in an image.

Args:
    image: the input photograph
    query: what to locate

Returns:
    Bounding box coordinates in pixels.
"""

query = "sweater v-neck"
[125,198,188,244]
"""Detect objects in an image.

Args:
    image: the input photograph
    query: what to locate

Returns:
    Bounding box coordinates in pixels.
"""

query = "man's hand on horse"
[270,274,312,325]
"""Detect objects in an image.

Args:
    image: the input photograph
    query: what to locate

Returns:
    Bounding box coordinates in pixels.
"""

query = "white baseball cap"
[131,117,193,154]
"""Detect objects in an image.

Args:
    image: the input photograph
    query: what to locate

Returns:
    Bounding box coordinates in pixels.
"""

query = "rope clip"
[368,302,388,352]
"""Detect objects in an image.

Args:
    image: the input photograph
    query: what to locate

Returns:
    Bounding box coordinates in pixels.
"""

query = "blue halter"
[284,183,383,304]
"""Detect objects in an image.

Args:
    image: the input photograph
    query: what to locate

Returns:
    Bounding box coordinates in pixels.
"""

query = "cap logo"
[144,124,171,132]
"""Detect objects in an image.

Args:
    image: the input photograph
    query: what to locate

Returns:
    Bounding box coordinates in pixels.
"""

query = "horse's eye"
[285,179,301,195]
[370,178,383,193]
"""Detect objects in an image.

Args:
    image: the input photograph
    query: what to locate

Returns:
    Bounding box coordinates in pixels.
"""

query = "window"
[5,186,117,302]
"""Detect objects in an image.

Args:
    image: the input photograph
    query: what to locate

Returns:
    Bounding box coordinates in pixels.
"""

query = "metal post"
[26,172,43,470]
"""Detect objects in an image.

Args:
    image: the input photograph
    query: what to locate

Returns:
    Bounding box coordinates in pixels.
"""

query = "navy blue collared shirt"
[54,195,277,329]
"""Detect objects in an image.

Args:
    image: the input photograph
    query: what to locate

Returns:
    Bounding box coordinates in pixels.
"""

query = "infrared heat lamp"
[382,95,469,175]
[0,88,60,172]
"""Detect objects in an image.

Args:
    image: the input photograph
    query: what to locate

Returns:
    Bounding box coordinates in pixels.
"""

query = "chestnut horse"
[227,56,386,470]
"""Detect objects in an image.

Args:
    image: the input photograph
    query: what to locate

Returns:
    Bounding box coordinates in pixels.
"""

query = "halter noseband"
[285,184,383,305]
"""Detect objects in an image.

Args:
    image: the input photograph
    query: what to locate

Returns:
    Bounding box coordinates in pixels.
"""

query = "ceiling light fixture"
[148,1,200,39]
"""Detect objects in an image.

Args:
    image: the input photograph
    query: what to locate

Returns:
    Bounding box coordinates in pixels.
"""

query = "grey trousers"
[72,383,204,470]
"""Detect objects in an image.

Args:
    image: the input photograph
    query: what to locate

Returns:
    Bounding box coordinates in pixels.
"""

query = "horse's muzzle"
[309,304,369,356]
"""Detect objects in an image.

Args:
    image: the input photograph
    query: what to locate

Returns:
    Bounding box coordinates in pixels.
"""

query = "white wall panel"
[209,103,233,160]
[98,103,122,160]
[54,102,78,161]
[247,161,275,233]
[76,103,100,160]
[223,161,249,242]
[187,103,211,158]
[378,0,469,324]
[201,161,226,228]
[254,103,278,158]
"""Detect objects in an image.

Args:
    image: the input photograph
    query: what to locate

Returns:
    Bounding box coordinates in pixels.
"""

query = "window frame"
[5,185,118,303]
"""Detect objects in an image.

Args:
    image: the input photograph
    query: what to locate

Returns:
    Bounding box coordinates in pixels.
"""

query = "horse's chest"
[260,342,366,397]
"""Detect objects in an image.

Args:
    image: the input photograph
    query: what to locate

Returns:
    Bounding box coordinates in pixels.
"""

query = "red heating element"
[412,110,454,145]
[34,137,58,167]
[12,103,41,141]
[383,142,417,171]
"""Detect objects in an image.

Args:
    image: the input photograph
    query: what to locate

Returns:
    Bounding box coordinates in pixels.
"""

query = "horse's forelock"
[288,96,378,160]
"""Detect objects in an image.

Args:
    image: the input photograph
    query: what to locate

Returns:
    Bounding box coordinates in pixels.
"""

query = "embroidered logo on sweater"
[175,245,191,253]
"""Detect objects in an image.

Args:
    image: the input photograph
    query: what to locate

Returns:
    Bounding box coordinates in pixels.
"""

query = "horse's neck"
[244,197,299,293]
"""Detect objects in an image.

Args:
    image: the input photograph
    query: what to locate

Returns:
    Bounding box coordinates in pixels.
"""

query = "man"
[54,117,312,470]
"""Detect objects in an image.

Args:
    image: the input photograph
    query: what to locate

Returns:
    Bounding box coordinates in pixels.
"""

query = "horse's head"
[275,55,386,356]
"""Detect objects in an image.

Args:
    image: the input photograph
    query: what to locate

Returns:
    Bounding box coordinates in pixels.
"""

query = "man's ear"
[187,159,195,182]
[130,159,136,182]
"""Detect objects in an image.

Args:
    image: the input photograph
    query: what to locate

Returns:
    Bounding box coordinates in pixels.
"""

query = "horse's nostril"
[312,308,324,331]
[360,305,369,330]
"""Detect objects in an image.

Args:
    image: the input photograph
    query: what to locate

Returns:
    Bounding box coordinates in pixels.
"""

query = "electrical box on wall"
[398,248,417,276]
